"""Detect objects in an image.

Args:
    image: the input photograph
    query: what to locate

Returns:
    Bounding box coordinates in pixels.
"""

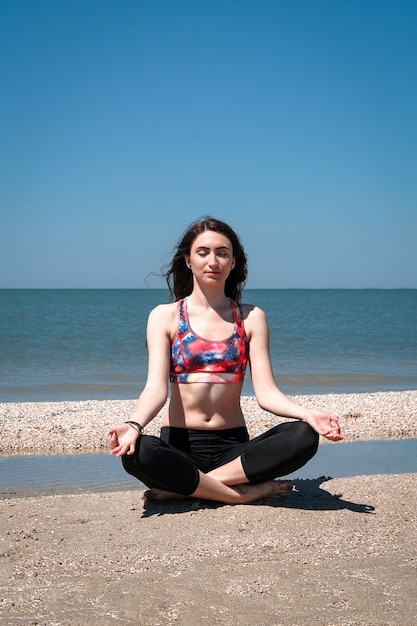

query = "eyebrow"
[195,245,231,251]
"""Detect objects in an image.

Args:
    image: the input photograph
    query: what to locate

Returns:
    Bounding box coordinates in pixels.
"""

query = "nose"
[208,252,219,266]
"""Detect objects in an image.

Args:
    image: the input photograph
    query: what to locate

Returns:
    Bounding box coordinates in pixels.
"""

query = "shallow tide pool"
[1,439,416,498]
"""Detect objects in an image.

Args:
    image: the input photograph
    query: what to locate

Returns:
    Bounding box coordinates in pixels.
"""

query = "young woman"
[110,217,343,504]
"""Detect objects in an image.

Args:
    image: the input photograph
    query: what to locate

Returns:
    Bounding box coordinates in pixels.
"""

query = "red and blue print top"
[170,298,249,384]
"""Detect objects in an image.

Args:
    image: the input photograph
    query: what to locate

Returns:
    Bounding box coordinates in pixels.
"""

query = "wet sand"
[1,474,416,625]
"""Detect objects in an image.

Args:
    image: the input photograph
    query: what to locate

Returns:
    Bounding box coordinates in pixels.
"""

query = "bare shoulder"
[149,301,177,317]
[239,302,267,320]
[148,302,177,325]
[239,303,268,337]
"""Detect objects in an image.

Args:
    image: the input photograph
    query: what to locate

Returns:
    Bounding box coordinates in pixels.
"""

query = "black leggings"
[122,421,319,496]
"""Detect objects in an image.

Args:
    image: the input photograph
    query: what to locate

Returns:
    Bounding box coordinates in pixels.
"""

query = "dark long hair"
[164,217,248,301]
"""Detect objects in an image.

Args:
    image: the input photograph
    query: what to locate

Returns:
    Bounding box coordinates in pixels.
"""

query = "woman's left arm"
[246,306,344,442]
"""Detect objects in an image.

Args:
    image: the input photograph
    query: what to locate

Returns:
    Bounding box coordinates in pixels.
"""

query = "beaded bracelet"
[125,420,144,434]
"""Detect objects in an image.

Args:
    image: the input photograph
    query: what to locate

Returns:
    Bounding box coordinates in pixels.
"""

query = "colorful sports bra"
[170,298,249,384]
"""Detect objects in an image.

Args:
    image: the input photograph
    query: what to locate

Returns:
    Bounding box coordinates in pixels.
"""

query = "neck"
[187,284,229,310]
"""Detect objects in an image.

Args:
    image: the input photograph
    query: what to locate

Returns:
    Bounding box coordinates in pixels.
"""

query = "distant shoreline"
[2,390,416,456]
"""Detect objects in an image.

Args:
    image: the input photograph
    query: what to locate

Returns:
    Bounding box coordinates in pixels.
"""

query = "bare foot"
[233,480,294,503]
[143,480,293,505]
[142,488,188,502]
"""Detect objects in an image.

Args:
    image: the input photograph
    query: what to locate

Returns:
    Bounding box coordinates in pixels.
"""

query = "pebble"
[1,390,416,455]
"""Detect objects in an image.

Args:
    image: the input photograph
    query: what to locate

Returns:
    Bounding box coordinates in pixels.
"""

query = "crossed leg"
[143,455,293,504]
[138,422,318,504]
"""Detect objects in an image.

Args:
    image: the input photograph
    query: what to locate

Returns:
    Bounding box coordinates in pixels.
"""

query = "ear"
[231,259,236,269]
[185,256,191,268]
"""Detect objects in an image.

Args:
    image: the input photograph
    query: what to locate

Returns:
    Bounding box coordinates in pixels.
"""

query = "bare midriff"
[163,382,246,430]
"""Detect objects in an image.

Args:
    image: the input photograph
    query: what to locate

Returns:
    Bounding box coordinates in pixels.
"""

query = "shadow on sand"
[140,476,375,518]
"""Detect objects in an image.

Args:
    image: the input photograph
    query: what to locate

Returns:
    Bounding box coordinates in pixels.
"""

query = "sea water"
[1,288,416,402]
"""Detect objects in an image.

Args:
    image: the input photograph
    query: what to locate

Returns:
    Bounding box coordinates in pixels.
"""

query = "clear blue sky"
[1,0,416,289]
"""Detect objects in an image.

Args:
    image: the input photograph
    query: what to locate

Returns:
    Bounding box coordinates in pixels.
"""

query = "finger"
[114,446,127,458]
[318,423,344,441]
[110,440,126,456]
[110,442,128,457]
[321,427,333,437]
[126,442,136,456]
[326,431,344,441]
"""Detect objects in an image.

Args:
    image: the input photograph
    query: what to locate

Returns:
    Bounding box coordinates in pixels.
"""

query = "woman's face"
[186,230,235,285]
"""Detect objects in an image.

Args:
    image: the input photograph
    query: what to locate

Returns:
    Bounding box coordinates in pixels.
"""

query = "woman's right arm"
[109,304,172,457]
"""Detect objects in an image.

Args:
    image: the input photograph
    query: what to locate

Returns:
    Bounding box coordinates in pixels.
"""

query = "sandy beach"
[1,390,416,624]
